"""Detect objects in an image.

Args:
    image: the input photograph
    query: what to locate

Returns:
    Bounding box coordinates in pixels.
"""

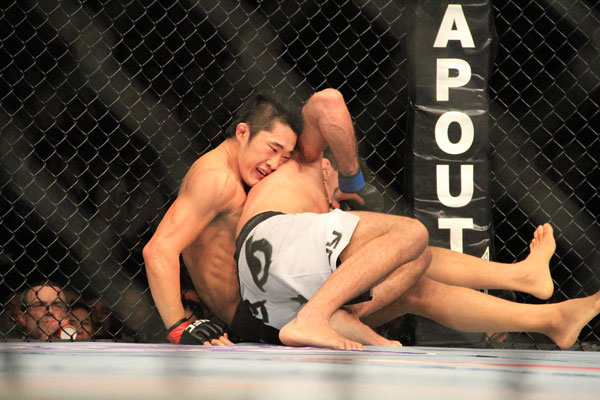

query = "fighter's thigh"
[339,211,426,262]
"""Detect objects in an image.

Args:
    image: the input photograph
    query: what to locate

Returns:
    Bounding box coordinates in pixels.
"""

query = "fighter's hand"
[167,318,229,345]
[337,183,384,212]
[203,332,234,346]
[337,169,384,212]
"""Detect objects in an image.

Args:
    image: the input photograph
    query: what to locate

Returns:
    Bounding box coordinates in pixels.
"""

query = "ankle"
[296,307,328,323]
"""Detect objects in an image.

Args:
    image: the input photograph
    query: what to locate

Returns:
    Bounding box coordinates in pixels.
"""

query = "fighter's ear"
[321,158,332,179]
[235,123,250,143]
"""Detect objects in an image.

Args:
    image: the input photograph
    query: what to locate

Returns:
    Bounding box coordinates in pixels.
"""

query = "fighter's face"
[237,121,297,187]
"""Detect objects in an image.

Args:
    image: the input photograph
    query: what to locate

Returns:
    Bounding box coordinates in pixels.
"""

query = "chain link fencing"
[1,0,598,348]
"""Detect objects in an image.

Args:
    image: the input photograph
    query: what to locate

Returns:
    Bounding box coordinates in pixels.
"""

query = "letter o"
[435,111,474,155]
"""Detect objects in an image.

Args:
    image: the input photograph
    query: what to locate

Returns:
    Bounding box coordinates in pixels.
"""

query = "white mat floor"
[1,342,600,399]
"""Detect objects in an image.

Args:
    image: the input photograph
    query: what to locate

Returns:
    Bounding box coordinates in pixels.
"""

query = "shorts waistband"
[235,211,285,262]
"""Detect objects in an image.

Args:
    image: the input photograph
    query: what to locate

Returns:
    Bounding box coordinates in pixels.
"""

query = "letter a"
[433,5,475,48]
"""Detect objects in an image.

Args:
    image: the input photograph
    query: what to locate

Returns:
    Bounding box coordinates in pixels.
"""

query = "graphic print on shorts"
[289,294,308,305]
[244,234,272,292]
[246,300,269,323]
[325,230,342,264]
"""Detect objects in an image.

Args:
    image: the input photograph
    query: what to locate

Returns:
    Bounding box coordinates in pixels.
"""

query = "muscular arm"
[300,88,384,210]
[298,89,360,175]
[143,169,238,329]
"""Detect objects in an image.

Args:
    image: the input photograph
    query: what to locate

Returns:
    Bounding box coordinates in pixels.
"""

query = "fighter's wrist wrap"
[338,170,365,193]
[166,318,190,344]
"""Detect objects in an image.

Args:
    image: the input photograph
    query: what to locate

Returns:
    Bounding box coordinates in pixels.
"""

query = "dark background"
[1,0,598,346]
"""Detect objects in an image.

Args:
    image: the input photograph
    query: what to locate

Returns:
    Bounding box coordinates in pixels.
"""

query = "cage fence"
[0,0,598,348]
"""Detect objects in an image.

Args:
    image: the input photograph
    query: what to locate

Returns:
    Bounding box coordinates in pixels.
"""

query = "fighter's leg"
[363,276,600,350]
[348,247,431,320]
[279,212,429,349]
[279,308,400,349]
[425,224,555,299]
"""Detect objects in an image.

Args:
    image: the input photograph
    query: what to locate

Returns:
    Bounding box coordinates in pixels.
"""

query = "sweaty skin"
[144,89,360,338]
[144,122,297,330]
[238,152,433,350]
[178,147,247,323]
[238,160,330,226]
[236,159,355,349]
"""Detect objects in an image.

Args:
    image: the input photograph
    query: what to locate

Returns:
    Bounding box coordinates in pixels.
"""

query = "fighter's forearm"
[143,249,186,329]
[300,89,360,175]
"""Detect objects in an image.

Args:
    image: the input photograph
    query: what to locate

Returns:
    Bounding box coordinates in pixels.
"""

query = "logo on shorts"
[289,294,308,305]
[247,300,269,323]
[326,230,342,264]
[245,235,272,292]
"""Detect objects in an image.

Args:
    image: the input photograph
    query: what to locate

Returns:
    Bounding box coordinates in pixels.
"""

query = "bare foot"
[518,223,555,300]
[546,291,600,349]
[345,327,402,347]
[280,316,364,350]
[329,309,402,347]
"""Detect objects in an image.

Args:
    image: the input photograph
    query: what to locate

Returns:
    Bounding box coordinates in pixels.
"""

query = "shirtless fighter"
[143,89,379,345]
[143,92,300,344]
[235,106,600,350]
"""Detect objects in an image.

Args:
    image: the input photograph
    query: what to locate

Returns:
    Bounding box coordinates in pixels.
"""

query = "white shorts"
[236,209,360,330]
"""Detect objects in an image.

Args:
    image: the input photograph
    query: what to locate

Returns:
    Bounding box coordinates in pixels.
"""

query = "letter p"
[436,58,471,101]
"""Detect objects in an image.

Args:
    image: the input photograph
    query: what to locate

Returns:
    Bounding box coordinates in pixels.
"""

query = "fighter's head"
[229,92,303,187]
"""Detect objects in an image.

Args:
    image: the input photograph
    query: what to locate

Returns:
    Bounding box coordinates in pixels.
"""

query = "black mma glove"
[167,318,225,345]
[338,170,384,213]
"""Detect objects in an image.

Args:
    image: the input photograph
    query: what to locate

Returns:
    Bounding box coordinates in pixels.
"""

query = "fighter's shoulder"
[185,165,240,192]
[181,159,243,201]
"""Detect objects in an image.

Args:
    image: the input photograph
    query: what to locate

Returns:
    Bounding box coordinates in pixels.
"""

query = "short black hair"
[71,301,92,313]
[227,91,303,140]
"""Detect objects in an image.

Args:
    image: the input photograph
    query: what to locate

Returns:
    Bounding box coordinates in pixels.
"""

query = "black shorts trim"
[235,211,284,262]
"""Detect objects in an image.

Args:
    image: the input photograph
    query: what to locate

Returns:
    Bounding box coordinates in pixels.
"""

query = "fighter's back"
[237,158,330,236]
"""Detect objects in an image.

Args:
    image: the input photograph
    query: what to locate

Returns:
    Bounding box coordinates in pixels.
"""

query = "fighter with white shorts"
[235,209,370,330]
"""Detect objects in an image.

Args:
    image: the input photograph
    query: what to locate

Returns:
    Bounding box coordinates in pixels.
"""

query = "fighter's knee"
[415,246,432,275]
[399,218,428,253]
[412,219,429,248]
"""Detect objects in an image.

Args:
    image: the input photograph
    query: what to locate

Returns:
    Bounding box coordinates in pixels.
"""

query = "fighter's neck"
[217,138,241,178]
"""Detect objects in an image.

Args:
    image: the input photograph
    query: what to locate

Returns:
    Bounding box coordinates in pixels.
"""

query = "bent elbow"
[142,241,161,269]
[312,88,345,112]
